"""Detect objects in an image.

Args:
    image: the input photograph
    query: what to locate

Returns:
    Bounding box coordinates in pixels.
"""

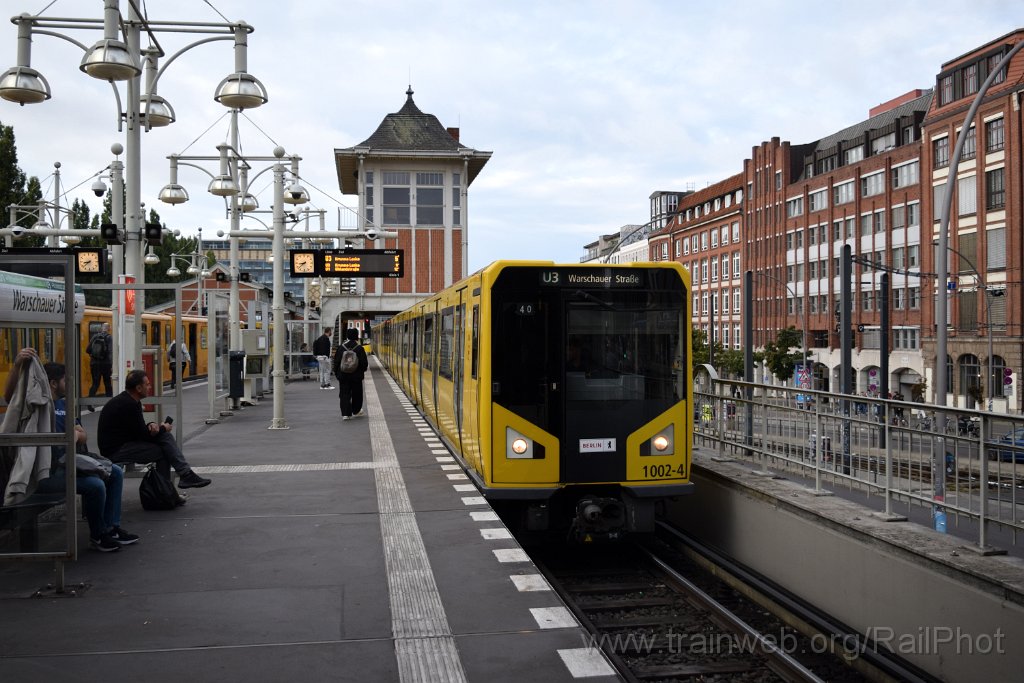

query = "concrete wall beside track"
[666,448,1024,682]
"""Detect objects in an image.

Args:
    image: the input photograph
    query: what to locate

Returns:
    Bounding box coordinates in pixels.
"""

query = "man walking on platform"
[312,327,334,390]
[333,327,368,420]
[86,323,113,407]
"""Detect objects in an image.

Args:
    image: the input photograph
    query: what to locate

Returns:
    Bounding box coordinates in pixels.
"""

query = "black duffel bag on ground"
[139,466,182,511]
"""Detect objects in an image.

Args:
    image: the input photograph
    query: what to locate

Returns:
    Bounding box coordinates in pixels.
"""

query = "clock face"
[76,250,101,274]
[293,252,316,274]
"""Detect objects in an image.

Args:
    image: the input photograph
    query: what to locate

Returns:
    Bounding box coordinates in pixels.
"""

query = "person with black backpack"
[86,323,113,407]
[332,327,368,421]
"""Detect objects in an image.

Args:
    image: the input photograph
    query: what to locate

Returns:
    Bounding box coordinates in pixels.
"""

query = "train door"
[454,298,464,439]
[187,322,198,377]
[561,299,628,483]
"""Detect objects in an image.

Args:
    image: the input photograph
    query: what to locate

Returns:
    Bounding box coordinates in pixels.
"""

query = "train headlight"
[506,427,534,459]
[642,425,674,456]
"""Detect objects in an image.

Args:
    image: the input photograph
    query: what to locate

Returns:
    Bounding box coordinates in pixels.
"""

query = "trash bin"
[229,351,245,398]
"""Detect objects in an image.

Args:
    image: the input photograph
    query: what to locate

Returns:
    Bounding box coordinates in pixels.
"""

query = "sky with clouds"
[0,0,1017,272]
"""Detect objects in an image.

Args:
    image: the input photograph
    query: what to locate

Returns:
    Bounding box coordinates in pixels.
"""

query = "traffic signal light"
[1004,367,1013,386]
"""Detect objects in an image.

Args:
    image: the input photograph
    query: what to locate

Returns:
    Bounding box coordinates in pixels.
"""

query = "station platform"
[0,359,620,683]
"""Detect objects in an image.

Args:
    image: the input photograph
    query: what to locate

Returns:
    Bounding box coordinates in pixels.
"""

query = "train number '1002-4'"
[642,464,685,479]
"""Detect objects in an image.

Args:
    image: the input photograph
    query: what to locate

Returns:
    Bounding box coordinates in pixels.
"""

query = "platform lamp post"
[0,2,268,377]
[161,136,308,417]
[932,39,1024,534]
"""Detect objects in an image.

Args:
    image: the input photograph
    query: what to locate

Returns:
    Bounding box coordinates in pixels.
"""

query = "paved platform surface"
[0,359,620,683]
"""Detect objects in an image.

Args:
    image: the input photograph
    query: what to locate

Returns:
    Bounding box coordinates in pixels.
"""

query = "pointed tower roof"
[334,88,491,195]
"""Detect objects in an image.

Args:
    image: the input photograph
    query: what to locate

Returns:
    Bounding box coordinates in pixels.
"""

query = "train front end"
[482,262,694,541]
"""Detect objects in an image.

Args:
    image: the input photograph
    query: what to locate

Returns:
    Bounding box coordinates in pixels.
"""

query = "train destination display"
[288,249,405,278]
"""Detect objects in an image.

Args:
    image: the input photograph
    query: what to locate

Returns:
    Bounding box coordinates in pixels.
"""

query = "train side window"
[422,315,434,371]
[411,318,419,363]
[471,304,479,380]
[438,307,454,380]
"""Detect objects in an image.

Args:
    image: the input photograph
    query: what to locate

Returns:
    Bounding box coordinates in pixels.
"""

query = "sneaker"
[175,493,188,506]
[178,470,211,489]
[342,415,351,421]
[90,533,120,553]
[353,410,365,417]
[326,385,335,390]
[112,526,139,545]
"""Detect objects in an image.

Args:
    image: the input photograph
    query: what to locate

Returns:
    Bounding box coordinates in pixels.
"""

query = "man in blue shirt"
[4,350,138,552]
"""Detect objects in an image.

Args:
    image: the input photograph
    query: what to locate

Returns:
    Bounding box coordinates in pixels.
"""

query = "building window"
[701,231,708,250]
[415,172,444,226]
[894,288,906,310]
[987,227,1006,270]
[721,226,729,245]
[988,53,1007,85]
[909,286,920,310]
[892,205,905,231]
[940,74,953,105]
[957,175,977,216]
[809,188,828,212]
[861,171,885,198]
[711,230,718,249]
[364,170,374,225]
[844,146,864,164]
[786,197,804,218]
[907,202,920,228]
[732,221,740,243]
[986,118,1004,153]
[775,171,782,190]
[960,126,976,160]
[683,239,689,255]
[721,254,729,280]
[732,252,740,279]
[962,63,979,96]
[908,244,920,268]
[701,259,708,283]
[675,239,682,257]
[382,171,411,225]
[933,137,949,168]
[452,172,461,226]
[711,258,718,282]
[871,132,896,155]
[892,160,919,189]
[986,168,1005,211]
[833,180,855,205]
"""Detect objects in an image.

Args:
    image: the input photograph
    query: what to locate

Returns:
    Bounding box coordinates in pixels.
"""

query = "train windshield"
[565,303,682,403]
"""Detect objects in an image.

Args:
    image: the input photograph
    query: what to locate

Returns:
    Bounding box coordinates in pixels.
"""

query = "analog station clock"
[75,249,104,276]
[290,250,319,277]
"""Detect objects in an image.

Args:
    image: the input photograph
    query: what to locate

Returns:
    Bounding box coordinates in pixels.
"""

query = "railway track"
[529,526,935,683]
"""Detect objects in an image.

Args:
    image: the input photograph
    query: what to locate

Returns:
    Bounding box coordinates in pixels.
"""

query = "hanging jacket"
[1,357,54,505]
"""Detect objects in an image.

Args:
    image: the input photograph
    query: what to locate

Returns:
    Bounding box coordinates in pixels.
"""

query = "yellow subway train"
[376,261,694,541]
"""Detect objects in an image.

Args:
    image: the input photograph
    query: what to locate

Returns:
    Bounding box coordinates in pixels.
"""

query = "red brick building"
[648,28,1024,411]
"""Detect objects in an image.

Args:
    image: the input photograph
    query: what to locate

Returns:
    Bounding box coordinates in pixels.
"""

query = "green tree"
[716,347,749,378]
[0,122,45,245]
[762,326,804,384]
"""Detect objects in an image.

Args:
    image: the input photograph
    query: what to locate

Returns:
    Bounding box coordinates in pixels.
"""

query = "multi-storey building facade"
[921,31,1023,412]
[642,28,1024,412]
[650,175,744,352]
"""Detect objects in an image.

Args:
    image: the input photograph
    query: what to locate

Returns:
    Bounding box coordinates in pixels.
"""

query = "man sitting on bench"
[4,349,138,552]
[97,369,210,493]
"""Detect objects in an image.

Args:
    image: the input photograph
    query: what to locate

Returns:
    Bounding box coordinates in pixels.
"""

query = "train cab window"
[438,307,454,379]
